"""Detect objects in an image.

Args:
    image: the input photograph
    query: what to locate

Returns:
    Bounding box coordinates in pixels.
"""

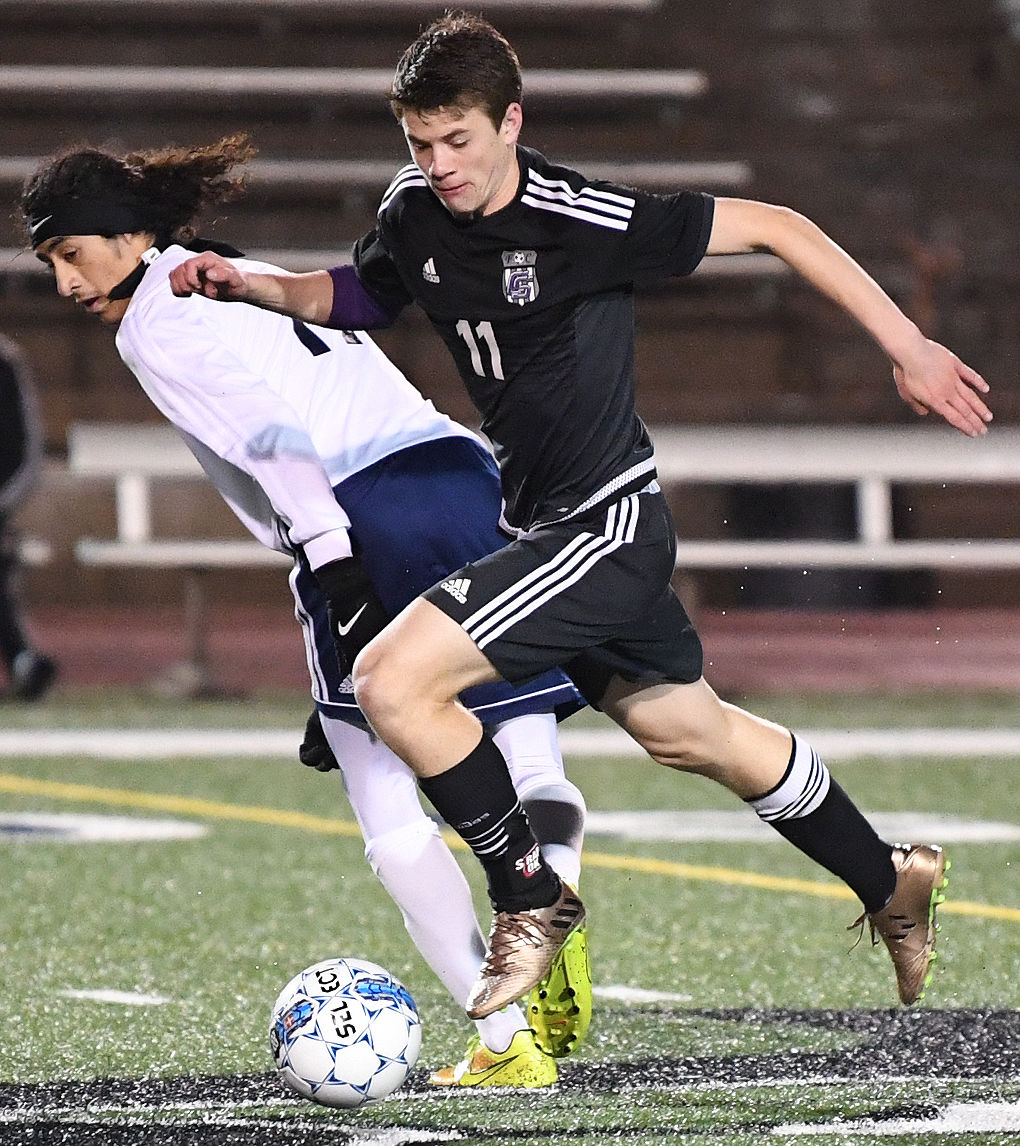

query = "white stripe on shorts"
[462,494,641,651]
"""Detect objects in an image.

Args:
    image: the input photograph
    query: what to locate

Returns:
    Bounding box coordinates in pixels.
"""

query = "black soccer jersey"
[353,146,714,532]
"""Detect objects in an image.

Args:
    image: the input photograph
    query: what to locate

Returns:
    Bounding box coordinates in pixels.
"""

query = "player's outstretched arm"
[707,198,992,437]
[168,251,334,325]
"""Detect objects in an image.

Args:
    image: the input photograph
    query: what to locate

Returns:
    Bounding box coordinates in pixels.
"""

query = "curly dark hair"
[389,11,522,128]
[19,133,257,245]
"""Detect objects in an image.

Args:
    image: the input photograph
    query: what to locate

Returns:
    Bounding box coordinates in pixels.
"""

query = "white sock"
[475,1009,529,1054]
[319,716,531,1055]
[491,713,586,887]
[367,821,528,1046]
[539,841,581,889]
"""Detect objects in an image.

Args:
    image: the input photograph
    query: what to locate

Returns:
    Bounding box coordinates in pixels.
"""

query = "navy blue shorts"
[422,487,704,708]
[290,436,584,725]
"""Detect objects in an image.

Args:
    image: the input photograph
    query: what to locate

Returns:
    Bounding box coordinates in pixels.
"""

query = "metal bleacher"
[3,0,1013,620]
[0,148,782,280]
[0,0,761,275]
[0,64,709,101]
[0,39,775,280]
[0,0,800,622]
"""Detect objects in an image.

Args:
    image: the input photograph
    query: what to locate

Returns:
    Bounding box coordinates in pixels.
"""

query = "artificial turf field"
[0,688,1018,1144]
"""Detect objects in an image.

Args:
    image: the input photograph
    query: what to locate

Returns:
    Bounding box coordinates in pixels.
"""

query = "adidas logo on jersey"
[440,577,471,604]
[422,257,440,284]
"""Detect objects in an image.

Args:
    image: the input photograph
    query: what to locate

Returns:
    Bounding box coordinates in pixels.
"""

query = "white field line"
[2,1087,1015,1138]
[59,989,172,1006]
[52,983,690,1017]
[595,984,694,1003]
[561,727,1020,760]
[0,811,206,841]
[774,1100,1020,1135]
[584,808,1020,843]
[0,1104,457,1142]
[0,727,1017,759]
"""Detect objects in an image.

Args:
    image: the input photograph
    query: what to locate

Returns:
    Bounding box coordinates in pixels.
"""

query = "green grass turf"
[0,689,1017,1142]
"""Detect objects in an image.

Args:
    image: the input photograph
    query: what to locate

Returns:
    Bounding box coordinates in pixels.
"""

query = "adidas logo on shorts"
[440,577,471,604]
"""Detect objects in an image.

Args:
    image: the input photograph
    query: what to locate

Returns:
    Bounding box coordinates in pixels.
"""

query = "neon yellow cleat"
[527,924,592,1057]
[429,1029,557,1088]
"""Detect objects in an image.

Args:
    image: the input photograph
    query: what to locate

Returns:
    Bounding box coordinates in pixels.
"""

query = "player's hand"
[298,709,339,772]
[893,339,992,437]
[314,557,390,680]
[168,251,250,301]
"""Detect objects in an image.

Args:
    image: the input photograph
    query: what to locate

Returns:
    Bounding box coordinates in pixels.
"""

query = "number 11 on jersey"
[455,319,504,381]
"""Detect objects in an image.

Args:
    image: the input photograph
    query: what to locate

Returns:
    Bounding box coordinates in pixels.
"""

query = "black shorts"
[422,488,704,707]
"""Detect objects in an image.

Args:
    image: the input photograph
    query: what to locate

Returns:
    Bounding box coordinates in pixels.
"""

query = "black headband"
[27,197,151,248]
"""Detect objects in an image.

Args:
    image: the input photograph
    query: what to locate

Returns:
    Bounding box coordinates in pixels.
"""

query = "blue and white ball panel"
[290,436,583,725]
[270,957,421,1109]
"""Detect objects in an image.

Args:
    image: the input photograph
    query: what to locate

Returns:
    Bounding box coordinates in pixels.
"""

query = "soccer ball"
[269,957,422,1108]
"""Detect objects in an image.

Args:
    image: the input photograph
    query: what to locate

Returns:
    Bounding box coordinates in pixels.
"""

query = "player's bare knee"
[351,643,415,732]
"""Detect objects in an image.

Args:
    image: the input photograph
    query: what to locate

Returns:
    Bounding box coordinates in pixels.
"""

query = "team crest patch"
[502,249,539,306]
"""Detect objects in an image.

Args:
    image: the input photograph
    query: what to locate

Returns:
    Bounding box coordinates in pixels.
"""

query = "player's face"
[401,103,522,219]
[35,234,144,324]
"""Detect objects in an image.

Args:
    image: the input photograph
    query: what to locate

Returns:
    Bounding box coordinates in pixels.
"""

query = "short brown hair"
[389,11,522,128]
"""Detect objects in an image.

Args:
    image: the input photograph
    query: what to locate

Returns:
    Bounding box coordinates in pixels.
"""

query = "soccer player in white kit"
[22,135,589,1087]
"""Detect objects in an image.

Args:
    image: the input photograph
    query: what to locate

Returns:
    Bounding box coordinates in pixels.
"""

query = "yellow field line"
[0,772,366,839]
[2,771,1018,922]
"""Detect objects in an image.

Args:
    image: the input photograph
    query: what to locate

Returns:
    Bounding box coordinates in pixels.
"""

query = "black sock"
[773,781,897,912]
[418,733,561,913]
[747,734,896,912]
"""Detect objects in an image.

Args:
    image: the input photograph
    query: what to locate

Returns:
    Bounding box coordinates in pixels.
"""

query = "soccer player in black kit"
[173,9,991,1053]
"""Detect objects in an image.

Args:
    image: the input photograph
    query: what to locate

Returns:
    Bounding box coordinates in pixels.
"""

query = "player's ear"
[501,102,523,145]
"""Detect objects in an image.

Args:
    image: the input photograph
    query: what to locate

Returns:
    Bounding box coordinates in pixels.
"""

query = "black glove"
[314,556,390,679]
[298,708,339,772]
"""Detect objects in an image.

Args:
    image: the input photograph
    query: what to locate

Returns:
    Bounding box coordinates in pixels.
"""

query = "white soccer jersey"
[116,245,478,569]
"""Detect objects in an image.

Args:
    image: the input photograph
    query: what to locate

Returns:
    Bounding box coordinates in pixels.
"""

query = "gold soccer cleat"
[851,843,949,1005]
[466,882,586,1019]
